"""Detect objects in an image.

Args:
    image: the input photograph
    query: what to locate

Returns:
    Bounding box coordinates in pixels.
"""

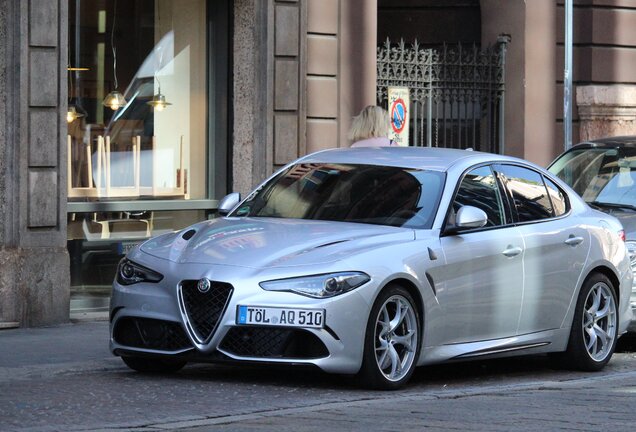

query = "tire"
[122,356,187,374]
[357,284,421,390]
[557,273,618,371]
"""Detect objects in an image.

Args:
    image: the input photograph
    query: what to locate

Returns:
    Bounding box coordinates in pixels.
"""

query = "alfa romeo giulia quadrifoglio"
[110,147,633,389]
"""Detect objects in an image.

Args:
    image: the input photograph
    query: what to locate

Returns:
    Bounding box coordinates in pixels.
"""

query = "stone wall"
[577,85,636,141]
[0,0,7,248]
[232,0,377,194]
[231,0,259,196]
[0,0,69,327]
[555,0,636,148]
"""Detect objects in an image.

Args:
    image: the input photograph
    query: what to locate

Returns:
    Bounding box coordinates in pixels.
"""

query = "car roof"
[573,136,636,148]
[298,147,527,172]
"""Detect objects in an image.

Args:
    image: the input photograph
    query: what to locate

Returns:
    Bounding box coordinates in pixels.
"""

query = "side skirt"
[417,327,571,366]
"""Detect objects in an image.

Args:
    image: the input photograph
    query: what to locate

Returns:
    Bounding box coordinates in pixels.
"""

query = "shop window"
[68,0,208,201]
[66,0,227,307]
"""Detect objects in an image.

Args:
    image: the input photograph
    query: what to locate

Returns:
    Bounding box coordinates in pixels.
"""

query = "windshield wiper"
[589,201,636,212]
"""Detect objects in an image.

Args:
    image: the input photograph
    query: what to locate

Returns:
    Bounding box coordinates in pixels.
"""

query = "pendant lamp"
[66,105,85,123]
[147,84,172,112]
[103,0,127,110]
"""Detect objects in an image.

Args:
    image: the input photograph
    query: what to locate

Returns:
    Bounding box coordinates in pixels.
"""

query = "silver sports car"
[110,147,633,389]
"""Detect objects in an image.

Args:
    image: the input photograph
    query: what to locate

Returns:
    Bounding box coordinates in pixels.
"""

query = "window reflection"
[544,178,568,216]
[235,164,445,229]
[496,165,554,222]
[452,166,505,227]
[67,0,207,201]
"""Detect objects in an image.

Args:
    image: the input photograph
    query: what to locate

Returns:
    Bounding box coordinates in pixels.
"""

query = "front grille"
[219,326,329,359]
[179,280,233,343]
[113,317,192,351]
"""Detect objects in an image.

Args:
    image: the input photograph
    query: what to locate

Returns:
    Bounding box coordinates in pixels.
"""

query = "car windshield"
[231,163,445,229]
[549,147,636,208]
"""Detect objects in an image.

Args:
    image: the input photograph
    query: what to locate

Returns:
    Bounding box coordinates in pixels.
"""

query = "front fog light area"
[259,272,370,298]
[117,259,164,285]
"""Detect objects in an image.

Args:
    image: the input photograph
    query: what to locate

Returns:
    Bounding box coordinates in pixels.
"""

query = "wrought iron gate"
[377,36,509,153]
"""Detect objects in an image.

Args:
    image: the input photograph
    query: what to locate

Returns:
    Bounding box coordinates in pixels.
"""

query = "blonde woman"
[349,105,397,147]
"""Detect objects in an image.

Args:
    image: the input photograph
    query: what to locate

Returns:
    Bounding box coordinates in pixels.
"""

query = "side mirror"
[455,205,488,230]
[218,192,241,216]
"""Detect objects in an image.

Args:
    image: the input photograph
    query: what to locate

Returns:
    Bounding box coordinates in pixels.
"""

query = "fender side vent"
[425,272,436,295]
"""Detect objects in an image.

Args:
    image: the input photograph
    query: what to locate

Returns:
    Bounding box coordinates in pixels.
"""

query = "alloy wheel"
[374,294,418,382]
[582,282,617,362]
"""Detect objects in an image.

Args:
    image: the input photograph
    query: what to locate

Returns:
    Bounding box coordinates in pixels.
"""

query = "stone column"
[577,85,636,141]
[0,0,70,327]
[233,0,307,193]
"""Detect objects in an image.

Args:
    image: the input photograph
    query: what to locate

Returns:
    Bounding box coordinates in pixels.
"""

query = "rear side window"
[544,177,568,216]
[495,165,554,222]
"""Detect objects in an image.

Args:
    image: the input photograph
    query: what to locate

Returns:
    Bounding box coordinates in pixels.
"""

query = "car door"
[431,165,525,344]
[494,164,590,334]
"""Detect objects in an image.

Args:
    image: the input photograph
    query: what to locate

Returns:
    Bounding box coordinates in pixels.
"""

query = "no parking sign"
[388,87,410,146]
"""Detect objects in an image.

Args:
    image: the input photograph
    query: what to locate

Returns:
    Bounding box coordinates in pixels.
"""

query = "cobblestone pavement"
[1,322,636,431]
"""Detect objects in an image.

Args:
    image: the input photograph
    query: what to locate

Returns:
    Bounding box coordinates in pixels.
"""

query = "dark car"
[548,136,636,330]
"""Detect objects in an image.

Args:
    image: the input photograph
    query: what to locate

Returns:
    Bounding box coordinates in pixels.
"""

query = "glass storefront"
[67,0,228,312]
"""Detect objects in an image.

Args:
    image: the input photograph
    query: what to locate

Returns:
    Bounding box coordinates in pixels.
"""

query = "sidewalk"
[0,321,117,379]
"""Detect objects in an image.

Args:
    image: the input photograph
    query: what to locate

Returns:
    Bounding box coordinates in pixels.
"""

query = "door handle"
[564,236,584,246]
[502,246,523,257]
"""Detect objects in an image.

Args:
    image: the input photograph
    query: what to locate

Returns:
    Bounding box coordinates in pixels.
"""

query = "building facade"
[1,0,635,327]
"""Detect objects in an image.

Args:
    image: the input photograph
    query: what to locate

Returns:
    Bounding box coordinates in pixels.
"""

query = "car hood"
[139,217,415,268]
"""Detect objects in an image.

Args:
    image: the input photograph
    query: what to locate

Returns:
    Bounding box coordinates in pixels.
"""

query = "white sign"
[388,87,410,146]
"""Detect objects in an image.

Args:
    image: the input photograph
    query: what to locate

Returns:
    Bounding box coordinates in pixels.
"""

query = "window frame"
[543,176,570,218]
[441,162,574,237]
[494,163,571,226]
[441,163,515,236]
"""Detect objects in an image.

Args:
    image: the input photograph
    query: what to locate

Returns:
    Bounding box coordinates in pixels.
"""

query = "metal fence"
[377,36,510,153]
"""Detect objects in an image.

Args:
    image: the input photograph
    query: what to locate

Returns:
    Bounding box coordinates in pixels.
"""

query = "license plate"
[236,306,325,329]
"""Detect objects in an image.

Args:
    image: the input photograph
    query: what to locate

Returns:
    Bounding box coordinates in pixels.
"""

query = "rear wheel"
[557,273,618,371]
[357,285,421,390]
[122,356,187,373]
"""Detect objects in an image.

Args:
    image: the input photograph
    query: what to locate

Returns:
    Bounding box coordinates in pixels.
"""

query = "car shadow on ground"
[110,332,636,391]
[617,334,636,353]
[111,353,591,392]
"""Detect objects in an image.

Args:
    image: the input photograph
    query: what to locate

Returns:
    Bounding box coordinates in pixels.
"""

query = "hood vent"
[182,229,196,240]
[314,239,349,249]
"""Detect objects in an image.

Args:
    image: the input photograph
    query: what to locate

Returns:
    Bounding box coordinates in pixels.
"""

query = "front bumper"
[109,271,372,374]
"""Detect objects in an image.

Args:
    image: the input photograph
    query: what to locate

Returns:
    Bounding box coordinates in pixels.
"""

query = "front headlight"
[116,259,164,285]
[259,272,370,298]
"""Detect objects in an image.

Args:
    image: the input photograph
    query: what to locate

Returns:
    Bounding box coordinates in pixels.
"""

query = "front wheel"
[122,356,187,374]
[357,285,421,390]
[557,273,618,371]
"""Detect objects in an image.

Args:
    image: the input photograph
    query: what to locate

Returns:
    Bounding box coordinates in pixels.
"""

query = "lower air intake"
[219,326,329,359]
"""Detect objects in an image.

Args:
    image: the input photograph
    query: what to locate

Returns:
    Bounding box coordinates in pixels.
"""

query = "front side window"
[495,165,554,222]
[450,165,506,227]
[233,163,445,229]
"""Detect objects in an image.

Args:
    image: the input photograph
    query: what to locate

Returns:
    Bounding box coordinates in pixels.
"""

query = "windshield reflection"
[232,163,445,229]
